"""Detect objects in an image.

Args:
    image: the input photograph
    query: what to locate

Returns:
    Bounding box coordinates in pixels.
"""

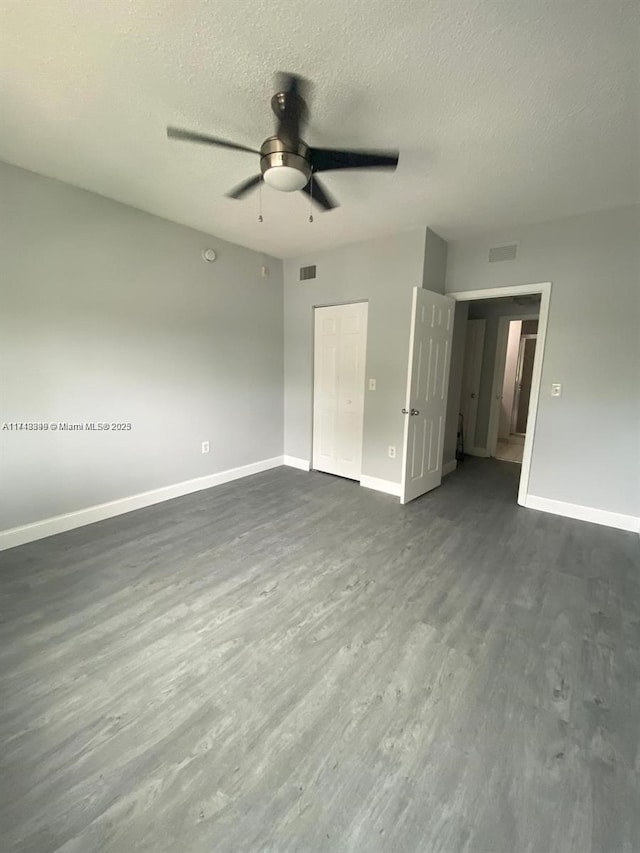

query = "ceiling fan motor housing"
[260,136,311,191]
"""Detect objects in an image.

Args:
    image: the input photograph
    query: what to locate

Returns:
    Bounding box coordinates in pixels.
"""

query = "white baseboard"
[0,455,285,552]
[283,455,311,471]
[360,475,401,498]
[466,446,490,458]
[442,459,458,477]
[523,494,640,533]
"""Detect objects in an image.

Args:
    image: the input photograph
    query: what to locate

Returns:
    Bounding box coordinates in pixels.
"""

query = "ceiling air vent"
[299,264,317,281]
[489,243,518,263]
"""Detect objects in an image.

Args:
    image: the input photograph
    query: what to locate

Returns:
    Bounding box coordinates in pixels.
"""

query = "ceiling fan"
[167,73,399,212]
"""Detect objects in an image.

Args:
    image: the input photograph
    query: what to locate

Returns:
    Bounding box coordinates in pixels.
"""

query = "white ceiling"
[2,1,639,258]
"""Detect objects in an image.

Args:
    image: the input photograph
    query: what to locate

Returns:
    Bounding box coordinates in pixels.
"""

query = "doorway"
[312,301,368,480]
[447,283,551,507]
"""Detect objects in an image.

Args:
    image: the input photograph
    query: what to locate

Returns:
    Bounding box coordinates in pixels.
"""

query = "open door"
[401,288,455,504]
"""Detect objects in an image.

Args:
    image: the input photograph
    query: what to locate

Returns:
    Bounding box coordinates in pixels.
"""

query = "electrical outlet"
[369,378,376,391]
[551,384,562,397]
[388,446,396,459]
[201,441,210,454]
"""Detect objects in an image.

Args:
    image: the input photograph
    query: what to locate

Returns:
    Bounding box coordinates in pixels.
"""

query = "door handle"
[470,393,476,399]
[410,408,420,416]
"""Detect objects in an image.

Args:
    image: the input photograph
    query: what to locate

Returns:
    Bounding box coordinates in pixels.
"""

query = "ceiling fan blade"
[310,147,399,173]
[226,175,263,198]
[167,127,259,155]
[300,176,338,211]
[226,174,263,199]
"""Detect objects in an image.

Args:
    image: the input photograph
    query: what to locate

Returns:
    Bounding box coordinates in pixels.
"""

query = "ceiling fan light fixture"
[263,165,308,192]
[260,138,311,193]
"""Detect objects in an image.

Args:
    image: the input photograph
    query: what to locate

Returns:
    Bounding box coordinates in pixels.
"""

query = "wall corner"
[422,227,448,294]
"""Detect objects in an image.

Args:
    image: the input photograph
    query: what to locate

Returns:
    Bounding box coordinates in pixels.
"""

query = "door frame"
[447,282,551,507]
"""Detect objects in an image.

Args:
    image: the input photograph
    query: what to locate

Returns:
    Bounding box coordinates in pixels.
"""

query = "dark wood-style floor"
[1,459,639,853]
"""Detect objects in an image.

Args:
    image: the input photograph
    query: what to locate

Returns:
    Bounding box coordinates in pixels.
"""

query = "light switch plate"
[551,384,562,397]
[369,378,376,391]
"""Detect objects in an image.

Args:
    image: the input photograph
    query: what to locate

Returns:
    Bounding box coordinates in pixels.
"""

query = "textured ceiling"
[2,0,639,258]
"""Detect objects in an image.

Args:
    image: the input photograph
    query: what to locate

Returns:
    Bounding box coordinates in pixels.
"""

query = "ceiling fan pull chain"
[258,181,263,223]
[308,173,314,223]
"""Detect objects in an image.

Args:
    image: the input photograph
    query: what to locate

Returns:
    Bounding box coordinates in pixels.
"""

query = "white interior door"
[401,288,455,504]
[460,318,486,451]
[313,302,368,480]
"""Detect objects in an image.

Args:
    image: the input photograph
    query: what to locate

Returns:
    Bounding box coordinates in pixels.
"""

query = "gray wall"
[422,228,448,295]
[467,299,540,448]
[442,302,469,467]
[284,229,428,483]
[0,162,284,531]
[446,205,640,517]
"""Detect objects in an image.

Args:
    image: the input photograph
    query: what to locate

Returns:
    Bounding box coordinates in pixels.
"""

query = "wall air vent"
[489,243,518,263]
[299,264,317,281]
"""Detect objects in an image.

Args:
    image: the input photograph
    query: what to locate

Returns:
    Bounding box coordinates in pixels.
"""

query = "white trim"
[524,495,640,533]
[442,459,458,476]
[465,446,490,458]
[283,455,311,471]
[449,283,550,302]
[448,282,552,508]
[360,475,402,497]
[0,456,285,552]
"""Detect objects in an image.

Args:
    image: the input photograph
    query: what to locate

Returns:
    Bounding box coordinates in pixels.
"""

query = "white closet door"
[313,302,368,480]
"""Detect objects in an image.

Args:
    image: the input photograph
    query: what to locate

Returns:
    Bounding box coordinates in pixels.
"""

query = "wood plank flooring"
[1,459,639,853]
